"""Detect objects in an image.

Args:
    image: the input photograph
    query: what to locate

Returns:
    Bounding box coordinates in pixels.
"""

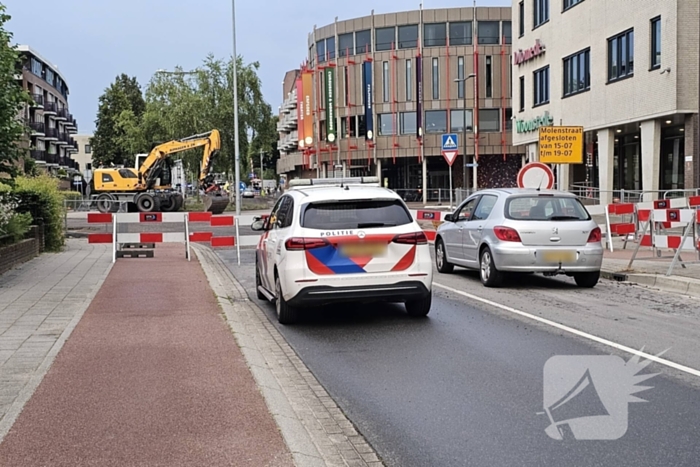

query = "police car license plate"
[340,243,387,257]
[542,250,576,263]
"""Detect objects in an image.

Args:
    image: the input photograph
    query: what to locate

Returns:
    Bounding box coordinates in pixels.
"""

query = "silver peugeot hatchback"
[434,188,603,287]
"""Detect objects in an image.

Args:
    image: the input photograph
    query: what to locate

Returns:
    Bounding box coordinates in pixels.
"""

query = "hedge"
[13,175,65,252]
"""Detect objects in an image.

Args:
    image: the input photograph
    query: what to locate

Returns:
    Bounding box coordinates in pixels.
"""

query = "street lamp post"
[454,74,476,201]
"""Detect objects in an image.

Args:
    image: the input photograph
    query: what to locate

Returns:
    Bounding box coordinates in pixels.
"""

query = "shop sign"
[515,112,554,133]
[513,39,546,66]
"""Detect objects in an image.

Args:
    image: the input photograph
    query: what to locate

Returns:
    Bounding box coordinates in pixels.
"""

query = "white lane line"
[433,281,700,378]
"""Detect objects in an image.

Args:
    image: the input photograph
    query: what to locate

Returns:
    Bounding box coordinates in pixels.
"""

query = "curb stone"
[601,269,700,297]
[191,243,385,467]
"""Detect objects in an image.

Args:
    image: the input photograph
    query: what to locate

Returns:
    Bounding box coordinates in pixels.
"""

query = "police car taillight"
[392,231,428,245]
[285,237,329,251]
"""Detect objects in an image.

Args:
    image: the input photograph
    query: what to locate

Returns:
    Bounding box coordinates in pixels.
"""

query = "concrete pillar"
[342,161,347,178]
[422,156,427,205]
[322,162,328,178]
[528,143,539,163]
[376,158,381,180]
[597,128,615,206]
[685,114,698,189]
[641,119,661,200]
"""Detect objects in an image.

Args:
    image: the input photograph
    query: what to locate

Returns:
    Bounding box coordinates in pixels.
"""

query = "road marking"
[433,281,700,378]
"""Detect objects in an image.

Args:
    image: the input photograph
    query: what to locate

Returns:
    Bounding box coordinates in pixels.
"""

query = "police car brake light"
[285,237,329,250]
[392,231,428,245]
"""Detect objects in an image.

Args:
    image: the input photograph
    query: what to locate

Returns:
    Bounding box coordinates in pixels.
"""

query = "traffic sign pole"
[441,133,459,208]
[449,165,453,210]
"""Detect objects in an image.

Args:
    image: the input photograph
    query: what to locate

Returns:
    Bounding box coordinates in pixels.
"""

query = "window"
[378,113,395,135]
[533,66,549,106]
[406,59,412,101]
[85,144,92,154]
[30,58,42,76]
[485,56,493,98]
[376,27,395,51]
[457,56,465,99]
[101,173,114,183]
[398,25,418,49]
[455,197,478,221]
[424,23,447,47]
[432,57,439,99]
[86,163,92,170]
[502,21,512,44]
[473,195,498,220]
[519,76,525,111]
[518,2,524,37]
[382,61,390,102]
[534,0,549,28]
[505,196,591,221]
[356,29,371,54]
[449,22,472,46]
[563,48,590,97]
[425,110,447,133]
[302,200,412,230]
[326,36,336,60]
[608,29,634,81]
[650,16,661,69]
[478,21,499,45]
[505,108,513,130]
[479,109,500,132]
[338,33,354,56]
[46,69,54,87]
[564,0,584,10]
[277,197,295,228]
[118,169,138,179]
[341,116,357,138]
[317,40,326,62]
[400,112,417,134]
[450,109,473,133]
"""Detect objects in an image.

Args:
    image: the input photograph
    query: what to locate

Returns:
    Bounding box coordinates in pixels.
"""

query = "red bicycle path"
[0,244,293,467]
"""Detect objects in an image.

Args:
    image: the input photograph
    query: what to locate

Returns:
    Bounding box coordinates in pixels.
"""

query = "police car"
[251,177,433,324]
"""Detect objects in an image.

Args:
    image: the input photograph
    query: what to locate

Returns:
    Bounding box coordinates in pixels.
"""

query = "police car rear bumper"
[287,281,431,308]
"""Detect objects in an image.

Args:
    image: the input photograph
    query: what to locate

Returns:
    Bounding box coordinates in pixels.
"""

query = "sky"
[5,0,509,135]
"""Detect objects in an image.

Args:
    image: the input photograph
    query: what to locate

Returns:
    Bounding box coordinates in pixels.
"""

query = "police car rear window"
[302,200,412,229]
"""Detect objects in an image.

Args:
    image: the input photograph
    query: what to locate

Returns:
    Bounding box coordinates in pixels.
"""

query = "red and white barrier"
[85,212,240,264]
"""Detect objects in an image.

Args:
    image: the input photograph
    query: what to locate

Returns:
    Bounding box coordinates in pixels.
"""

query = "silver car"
[434,188,604,287]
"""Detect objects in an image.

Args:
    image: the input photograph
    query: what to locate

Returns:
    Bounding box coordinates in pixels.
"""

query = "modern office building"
[512,0,699,204]
[15,45,79,172]
[276,6,526,200]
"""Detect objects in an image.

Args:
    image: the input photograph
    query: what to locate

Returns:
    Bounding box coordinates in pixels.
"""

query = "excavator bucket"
[203,190,230,215]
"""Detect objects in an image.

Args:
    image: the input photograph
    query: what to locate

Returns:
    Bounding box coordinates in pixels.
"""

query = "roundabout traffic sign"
[517,162,554,189]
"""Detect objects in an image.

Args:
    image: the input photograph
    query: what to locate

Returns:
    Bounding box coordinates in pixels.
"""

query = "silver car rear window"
[302,199,412,229]
[505,195,591,221]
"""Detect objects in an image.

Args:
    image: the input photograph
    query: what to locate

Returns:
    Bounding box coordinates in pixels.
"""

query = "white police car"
[251,177,433,324]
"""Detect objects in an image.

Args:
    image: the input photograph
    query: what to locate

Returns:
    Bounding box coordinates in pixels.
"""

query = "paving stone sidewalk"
[0,239,113,441]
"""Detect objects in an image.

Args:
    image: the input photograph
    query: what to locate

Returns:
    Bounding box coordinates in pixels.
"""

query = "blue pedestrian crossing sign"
[441,133,459,166]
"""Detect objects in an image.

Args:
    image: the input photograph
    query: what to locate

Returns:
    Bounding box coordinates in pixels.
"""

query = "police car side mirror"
[251,219,265,231]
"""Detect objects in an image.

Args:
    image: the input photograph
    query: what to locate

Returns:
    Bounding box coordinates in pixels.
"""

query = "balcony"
[44,101,57,115]
[58,156,67,168]
[30,94,44,108]
[56,107,69,121]
[56,132,68,145]
[46,153,59,165]
[44,128,58,140]
[29,121,45,135]
[29,149,46,162]
[67,117,78,134]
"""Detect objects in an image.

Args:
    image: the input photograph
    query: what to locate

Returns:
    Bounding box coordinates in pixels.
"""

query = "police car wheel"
[275,276,299,325]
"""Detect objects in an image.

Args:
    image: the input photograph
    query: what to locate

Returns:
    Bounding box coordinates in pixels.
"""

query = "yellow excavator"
[91,130,230,214]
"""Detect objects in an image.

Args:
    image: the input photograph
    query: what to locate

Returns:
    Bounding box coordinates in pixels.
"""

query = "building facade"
[512,0,699,204]
[276,7,526,200]
[70,134,94,180]
[16,45,80,172]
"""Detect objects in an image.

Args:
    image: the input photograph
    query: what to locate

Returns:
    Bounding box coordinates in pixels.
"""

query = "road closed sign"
[539,126,584,164]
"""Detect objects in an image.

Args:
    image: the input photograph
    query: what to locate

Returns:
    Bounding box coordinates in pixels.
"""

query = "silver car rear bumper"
[490,243,603,272]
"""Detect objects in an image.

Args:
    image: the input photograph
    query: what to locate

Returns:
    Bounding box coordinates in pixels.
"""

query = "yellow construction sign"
[539,126,584,164]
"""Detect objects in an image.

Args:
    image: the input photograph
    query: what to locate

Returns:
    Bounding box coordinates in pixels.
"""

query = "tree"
[0,3,31,179]
[91,74,146,167]
[141,54,276,182]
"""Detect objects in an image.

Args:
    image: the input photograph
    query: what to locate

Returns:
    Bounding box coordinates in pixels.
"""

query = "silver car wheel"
[480,250,491,282]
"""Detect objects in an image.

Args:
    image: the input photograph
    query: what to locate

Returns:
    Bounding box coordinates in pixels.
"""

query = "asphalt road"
[217,249,700,467]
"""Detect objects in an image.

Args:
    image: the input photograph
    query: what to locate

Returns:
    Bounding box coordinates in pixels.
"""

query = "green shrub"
[13,175,65,251]
[5,211,32,243]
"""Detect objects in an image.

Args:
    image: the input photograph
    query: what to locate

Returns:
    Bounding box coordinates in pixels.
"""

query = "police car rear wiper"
[357,222,396,228]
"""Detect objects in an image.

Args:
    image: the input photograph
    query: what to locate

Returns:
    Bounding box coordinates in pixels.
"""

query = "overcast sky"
[5,0,508,134]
